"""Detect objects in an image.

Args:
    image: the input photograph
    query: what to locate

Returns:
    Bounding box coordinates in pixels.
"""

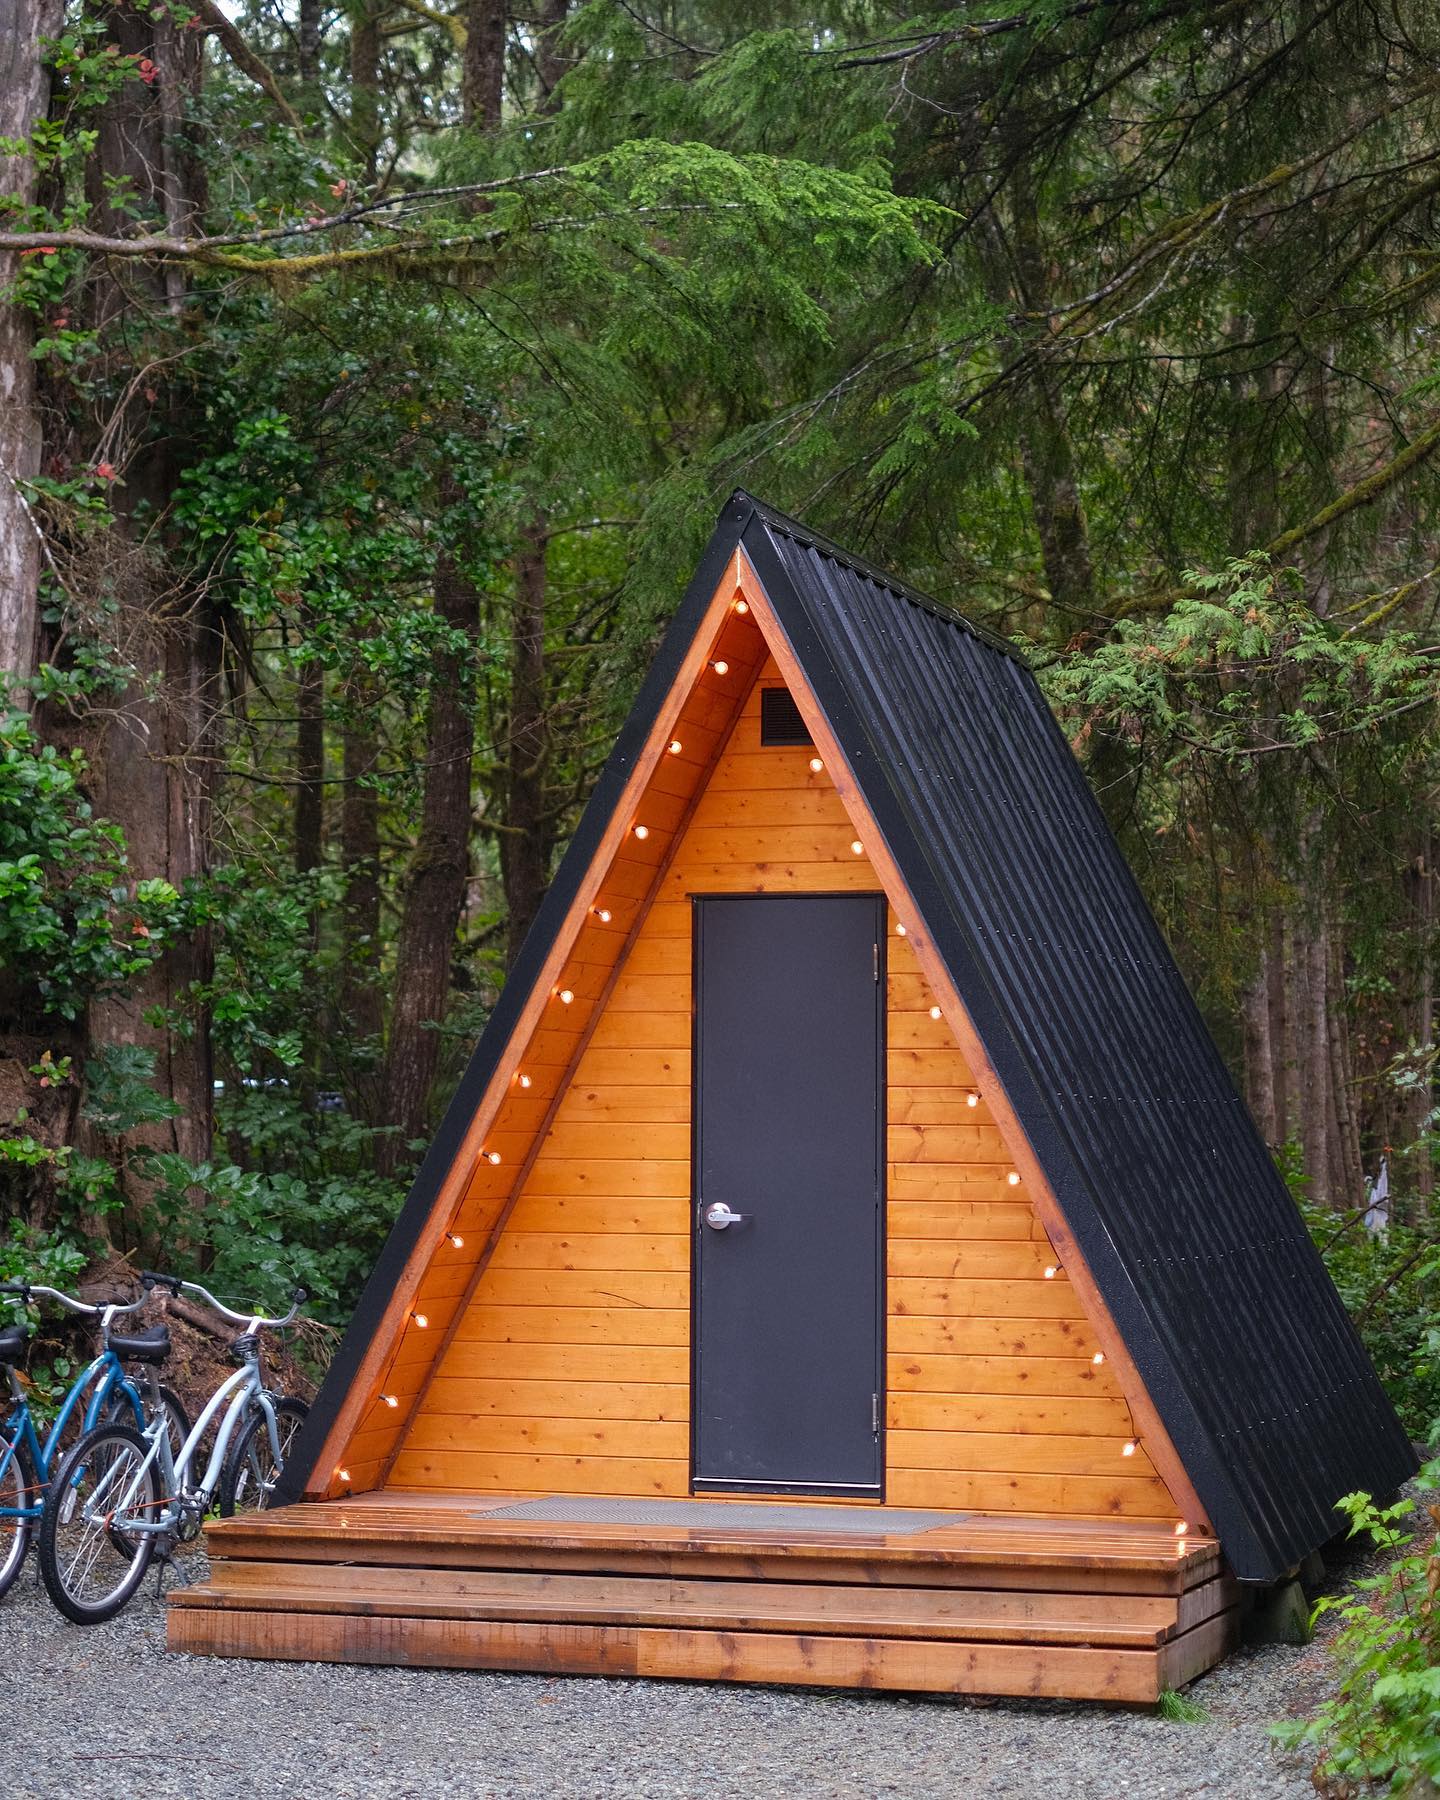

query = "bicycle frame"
[0,1348,144,1523]
[87,1359,281,1540]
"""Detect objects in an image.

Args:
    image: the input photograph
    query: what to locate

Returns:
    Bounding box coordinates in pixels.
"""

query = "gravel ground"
[0,1545,1342,1800]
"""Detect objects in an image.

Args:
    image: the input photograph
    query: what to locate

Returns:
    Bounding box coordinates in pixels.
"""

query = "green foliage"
[1308,1204,1440,1444]
[1273,1470,1440,1795]
[1157,1688,1211,1723]
[0,715,184,1020]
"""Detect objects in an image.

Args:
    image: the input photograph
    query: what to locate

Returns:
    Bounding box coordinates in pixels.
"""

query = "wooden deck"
[170,1492,1240,1702]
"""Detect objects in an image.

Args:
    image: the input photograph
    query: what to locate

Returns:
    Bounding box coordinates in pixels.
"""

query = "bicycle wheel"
[0,1428,36,1601]
[218,1397,309,1517]
[38,1424,158,1624]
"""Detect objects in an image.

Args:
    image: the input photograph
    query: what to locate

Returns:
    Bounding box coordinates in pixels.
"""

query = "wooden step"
[168,1605,1239,1703]
[174,1560,1234,1649]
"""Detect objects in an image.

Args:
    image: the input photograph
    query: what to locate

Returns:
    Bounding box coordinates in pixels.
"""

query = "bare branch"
[192,0,305,131]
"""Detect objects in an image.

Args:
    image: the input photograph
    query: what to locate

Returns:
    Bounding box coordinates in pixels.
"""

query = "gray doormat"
[473,1497,961,1535]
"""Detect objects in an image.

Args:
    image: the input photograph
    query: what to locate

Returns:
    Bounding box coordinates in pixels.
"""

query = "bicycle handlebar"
[141,1270,306,1330]
[0,1281,145,1320]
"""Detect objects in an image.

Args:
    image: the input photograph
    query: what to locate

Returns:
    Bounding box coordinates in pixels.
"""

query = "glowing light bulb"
[594,907,612,923]
[734,599,749,615]
[1044,1266,1058,1280]
[558,988,574,1005]
[1174,1521,1189,1538]
[518,1072,532,1089]
[1007,1170,1021,1187]
[895,923,907,937]
[1122,1440,1137,1458]
[383,1394,398,1409]
[1092,1351,1105,1365]
[486,1149,502,1165]
[711,660,729,675]
[412,1312,429,1329]
[668,740,683,755]
[929,1005,942,1020]
[633,823,649,840]
[966,1091,979,1108]
[448,1232,465,1249]
[850,840,864,856]
[337,1468,351,1483]
[809,756,824,773]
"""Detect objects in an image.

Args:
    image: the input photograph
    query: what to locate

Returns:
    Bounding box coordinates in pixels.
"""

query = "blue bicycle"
[0,1281,191,1601]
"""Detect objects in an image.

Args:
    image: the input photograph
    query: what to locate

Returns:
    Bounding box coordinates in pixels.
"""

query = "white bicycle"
[37,1272,308,1624]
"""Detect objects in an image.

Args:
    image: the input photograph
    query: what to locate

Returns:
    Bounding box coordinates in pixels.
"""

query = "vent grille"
[760,687,813,746]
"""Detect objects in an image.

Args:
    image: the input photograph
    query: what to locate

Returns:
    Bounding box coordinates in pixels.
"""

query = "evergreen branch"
[384,0,467,51]
[0,168,576,258]
[1264,414,1440,562]
[192,0,305,132]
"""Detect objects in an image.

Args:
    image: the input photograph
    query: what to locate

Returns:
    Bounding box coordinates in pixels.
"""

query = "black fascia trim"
[277,494,758,1503]
[737,513,1276,1578]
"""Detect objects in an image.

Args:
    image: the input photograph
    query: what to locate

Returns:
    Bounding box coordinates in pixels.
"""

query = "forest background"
[3,0,1440,1449]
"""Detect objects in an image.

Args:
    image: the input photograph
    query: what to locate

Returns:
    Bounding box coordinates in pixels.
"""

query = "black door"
[692,893,885,1494]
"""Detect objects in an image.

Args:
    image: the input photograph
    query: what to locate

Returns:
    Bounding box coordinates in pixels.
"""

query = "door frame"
[687,890,887,1497]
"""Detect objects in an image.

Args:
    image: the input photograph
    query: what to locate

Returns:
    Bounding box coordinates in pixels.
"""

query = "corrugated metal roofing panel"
[741,499,1417,1580]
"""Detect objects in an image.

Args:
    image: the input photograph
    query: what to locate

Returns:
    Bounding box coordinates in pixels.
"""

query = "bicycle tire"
[0,1428,36,1601]
[217,1396,309,1517]
[38,1423,158,1624]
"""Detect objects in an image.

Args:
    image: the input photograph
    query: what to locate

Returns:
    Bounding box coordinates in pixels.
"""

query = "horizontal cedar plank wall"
[393,657,1173,1520]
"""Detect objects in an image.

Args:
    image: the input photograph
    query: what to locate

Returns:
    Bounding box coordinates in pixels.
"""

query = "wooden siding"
[390,656,1177,1522]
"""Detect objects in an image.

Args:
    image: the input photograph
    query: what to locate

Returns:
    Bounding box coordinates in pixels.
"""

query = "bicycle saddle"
[0,1324,29,1365]
[106,1325,170,1365]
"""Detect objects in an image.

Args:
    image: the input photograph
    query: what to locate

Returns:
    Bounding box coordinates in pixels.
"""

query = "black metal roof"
[283,491,1416,1576]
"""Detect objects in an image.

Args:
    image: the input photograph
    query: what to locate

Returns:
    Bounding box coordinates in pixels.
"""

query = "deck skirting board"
[168,1608,1179,1703]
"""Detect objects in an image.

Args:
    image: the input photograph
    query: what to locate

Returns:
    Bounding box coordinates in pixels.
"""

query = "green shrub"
[1273,1465,1440,1795]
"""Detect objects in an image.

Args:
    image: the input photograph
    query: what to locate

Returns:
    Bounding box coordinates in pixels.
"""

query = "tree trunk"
[0,0,64,702]
[294,653,325,876]
[1299,908,1334,1208]
[339,685,384,1116]
[298,0,323,86]
[501,518,550,966]
[1267,909,1292,1144]
[1242,932,1277,1144]
[67,3,216,1226]
[377,490,480,1173]
[349,0,381,182]
[463,0,506,130]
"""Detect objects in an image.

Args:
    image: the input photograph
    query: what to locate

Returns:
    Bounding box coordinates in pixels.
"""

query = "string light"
[1092,1351,1105,1365]
[485,1149,502,1165]
[809,756,824,773]
[557,988,574,1005]
[1043,1265,1058,1280]
[895,923,907,937]
[850,840,864,856]
[383,1394,399,1409]
[711,660,729,675]
[929,1005,942,1020]
[412,1312,429,1329]
[1174,1521,1189,1538]
[1006,1171,1021,1187]
[1122,1440,1138,1458]
[517,1072,532,1089]
[966,1091,979,1109]
[593,907,612,923]
[337,1468,351,1484]
[633,824,650,840]
[668,740,683,755]
[448,1232,465,1248]
[734,599,749,615]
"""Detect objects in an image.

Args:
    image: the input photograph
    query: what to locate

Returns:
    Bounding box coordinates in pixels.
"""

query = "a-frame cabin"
[172,495,1416,1701]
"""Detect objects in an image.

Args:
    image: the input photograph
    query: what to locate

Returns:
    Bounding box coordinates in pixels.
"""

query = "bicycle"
[0,1281,191,1603]
[37,1272,308,1623]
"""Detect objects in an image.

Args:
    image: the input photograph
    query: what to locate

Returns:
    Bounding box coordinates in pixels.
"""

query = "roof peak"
[727,490,1027,666]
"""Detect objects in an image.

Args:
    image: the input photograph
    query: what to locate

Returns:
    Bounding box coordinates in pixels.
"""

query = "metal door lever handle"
[704,1202,746,1230]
